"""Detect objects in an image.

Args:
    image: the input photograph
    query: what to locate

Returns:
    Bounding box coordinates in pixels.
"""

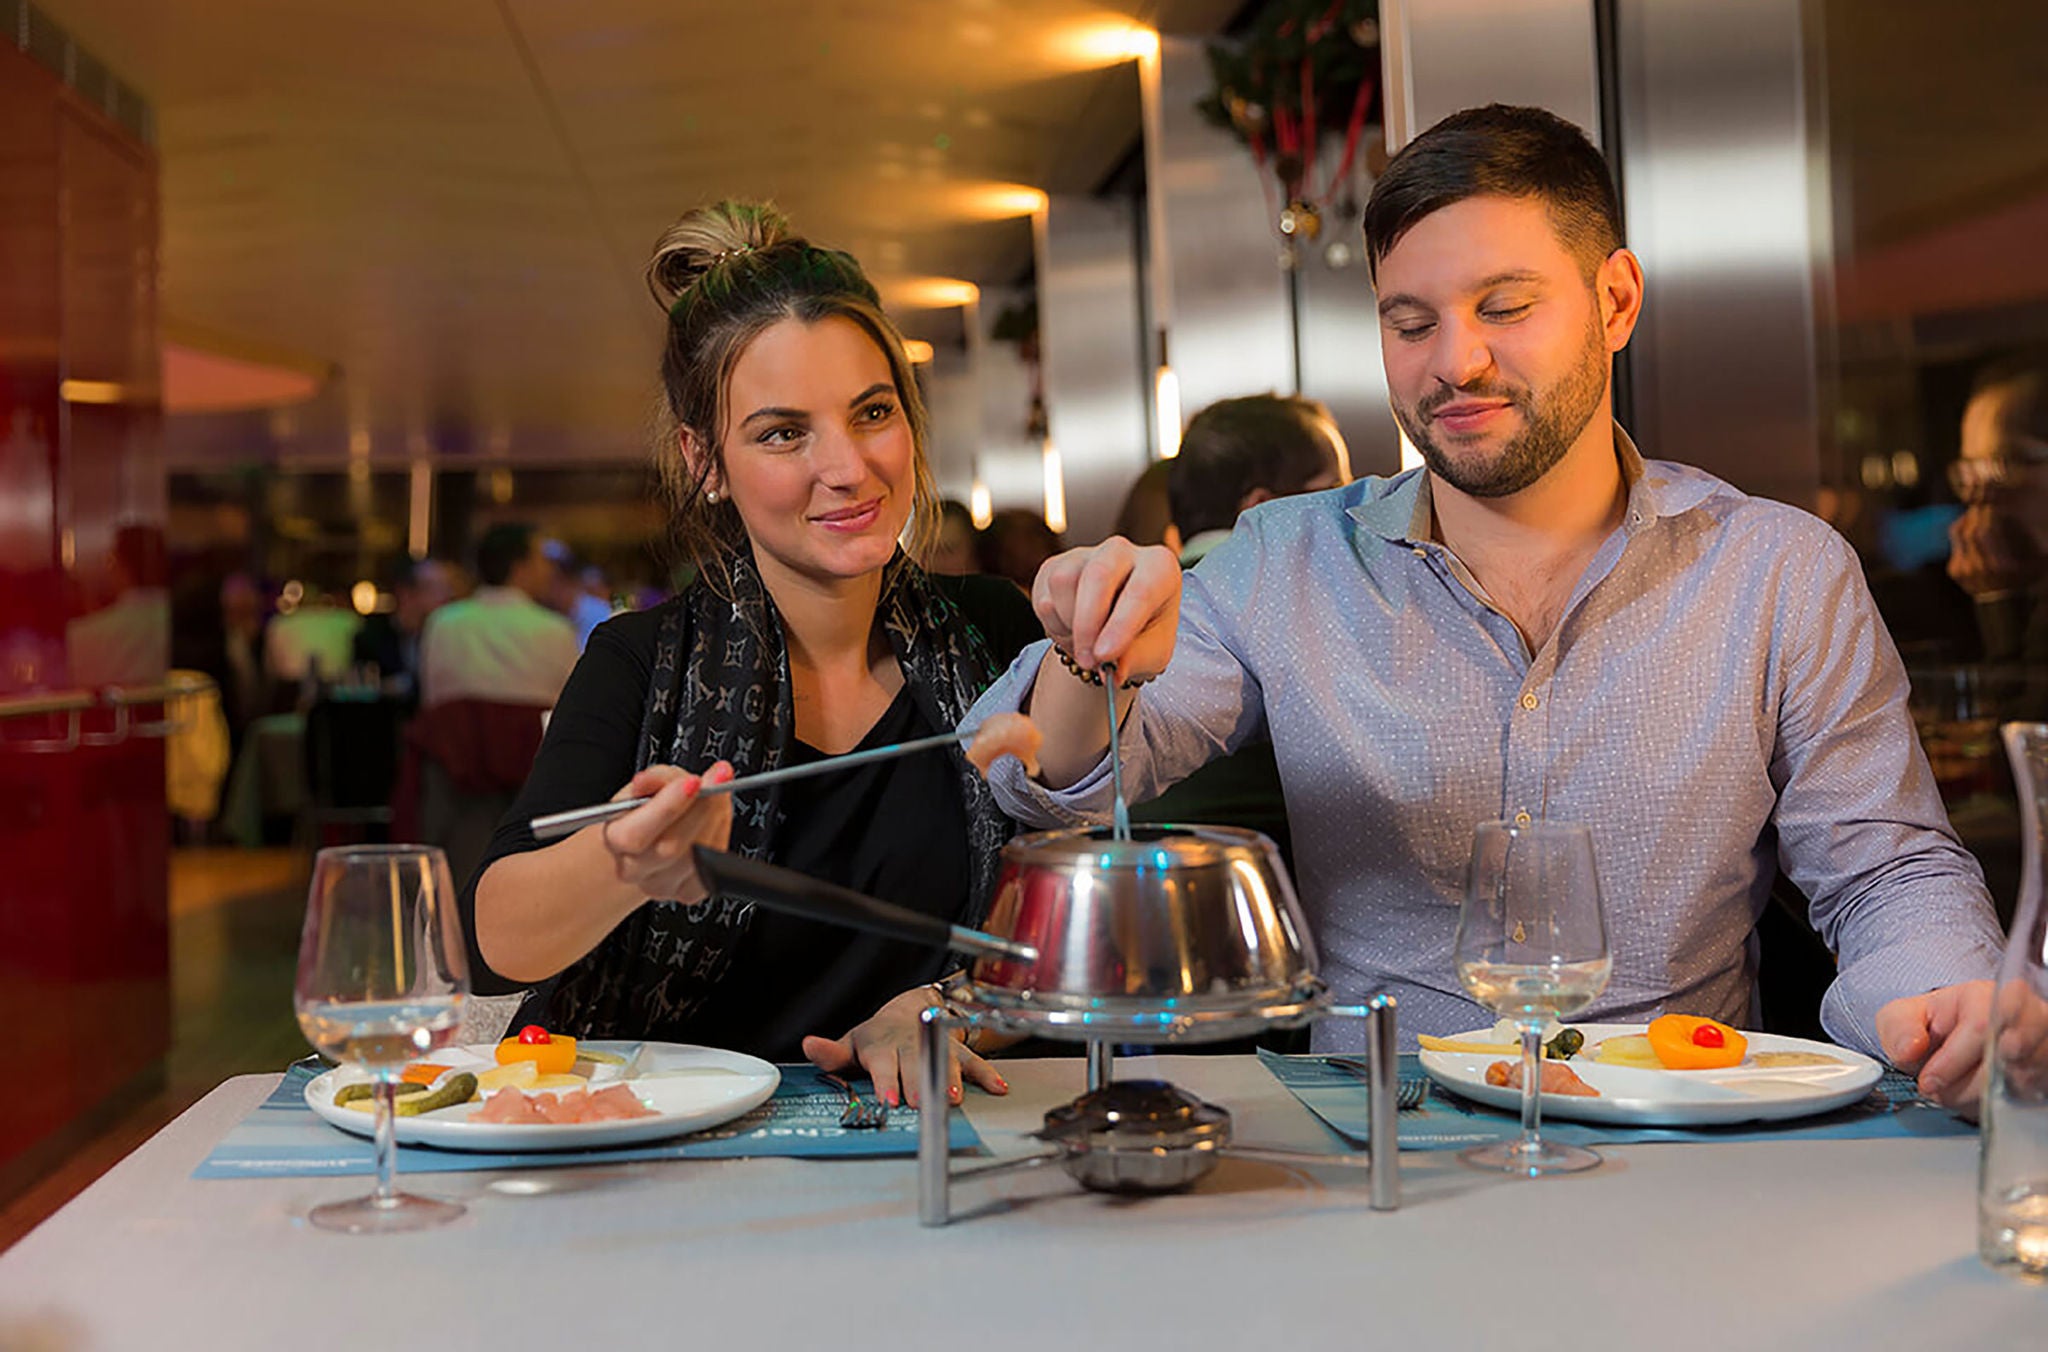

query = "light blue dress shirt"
[970,430,2004,1055]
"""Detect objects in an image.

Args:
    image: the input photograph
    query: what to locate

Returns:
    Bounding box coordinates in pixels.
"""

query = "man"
[419,522,577,709]
[540,539,615,650]
[1946,350,2048,718]
[65,523,169,688]
[1169,394,1351,566]
[353,557,457,700]
[926,499,978,577]
[972,105,2006,1113]
[1131,394,1356,861]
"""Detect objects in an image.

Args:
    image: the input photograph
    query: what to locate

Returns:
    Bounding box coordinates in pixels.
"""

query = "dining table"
[0,1053,2039,1350]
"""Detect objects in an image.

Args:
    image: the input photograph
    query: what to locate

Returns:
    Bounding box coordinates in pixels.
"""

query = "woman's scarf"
[546,549,1012,1036]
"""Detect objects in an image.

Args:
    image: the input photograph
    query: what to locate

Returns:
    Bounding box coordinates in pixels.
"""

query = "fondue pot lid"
[1039,1080,1231,1153]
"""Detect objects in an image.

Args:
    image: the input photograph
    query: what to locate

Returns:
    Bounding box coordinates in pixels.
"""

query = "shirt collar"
[1345,423,1711,544]
[1178,528,1234,566]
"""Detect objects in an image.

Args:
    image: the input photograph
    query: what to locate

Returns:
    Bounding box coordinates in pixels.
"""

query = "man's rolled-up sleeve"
[967,531,1276,830]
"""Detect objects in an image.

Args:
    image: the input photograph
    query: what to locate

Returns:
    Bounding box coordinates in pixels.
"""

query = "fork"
[1324,1057,1429,1110]
[821,1073,889,1129]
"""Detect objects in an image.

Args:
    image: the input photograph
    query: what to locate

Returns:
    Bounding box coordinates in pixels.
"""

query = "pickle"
[395,1072,478,1116]
[333,1080,429,1107]
[1544,1028,1586,1061]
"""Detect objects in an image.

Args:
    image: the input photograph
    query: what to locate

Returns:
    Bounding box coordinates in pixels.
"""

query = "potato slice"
[477,1060,540,1093]
[1592,1034,1661,1069]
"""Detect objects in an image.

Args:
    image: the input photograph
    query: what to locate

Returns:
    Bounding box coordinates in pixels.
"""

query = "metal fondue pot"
[691,833,1403,1224]
[693,823,1323,1042]
[957,824,1323,1042]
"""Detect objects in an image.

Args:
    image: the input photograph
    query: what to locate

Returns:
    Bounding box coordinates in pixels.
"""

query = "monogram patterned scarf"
[545,549,1013,1037]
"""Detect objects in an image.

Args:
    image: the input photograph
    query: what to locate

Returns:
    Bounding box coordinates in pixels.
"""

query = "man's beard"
[1393,319,1610,499]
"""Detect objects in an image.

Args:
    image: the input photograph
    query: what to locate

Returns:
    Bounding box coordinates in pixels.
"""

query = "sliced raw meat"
[1484,1058,1600,1097]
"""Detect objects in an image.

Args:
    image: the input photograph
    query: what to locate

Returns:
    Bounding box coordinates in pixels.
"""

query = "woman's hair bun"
[645,201,796,310]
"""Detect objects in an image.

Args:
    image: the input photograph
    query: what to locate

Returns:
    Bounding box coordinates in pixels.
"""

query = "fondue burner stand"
[914,986,1400,1226]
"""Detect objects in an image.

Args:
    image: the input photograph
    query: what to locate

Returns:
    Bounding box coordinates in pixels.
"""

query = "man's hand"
[1876,980,1995,1118]
[1030,536,1181,681]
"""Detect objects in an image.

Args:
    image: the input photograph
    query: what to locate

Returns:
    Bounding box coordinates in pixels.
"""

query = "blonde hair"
[644,201,940,577]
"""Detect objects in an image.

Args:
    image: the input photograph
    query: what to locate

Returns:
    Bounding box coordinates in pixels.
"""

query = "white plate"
[305,1041,780,1151]
[1419,1023,1884,1127]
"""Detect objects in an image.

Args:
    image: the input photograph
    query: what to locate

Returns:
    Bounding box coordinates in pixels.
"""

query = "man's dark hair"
[475,522,537,587]
[1971,347,2048,445]
[1168,395,1340,539]
[111,522,166,589]
[1362,104,1623,282]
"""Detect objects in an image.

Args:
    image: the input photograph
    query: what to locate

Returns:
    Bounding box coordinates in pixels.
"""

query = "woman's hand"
[594,762,737,905]
[1030,535,1181,682]
[801,985,1010,1109]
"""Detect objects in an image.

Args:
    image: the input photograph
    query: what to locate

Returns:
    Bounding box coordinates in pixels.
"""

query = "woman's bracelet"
[1050,643,1154,690]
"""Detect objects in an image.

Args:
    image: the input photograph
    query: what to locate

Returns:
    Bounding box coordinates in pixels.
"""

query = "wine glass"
[1453,819,1611,1177]
[294,844,469,1233]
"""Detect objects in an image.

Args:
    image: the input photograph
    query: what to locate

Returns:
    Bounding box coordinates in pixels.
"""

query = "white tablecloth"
[1,1055,2039,1350]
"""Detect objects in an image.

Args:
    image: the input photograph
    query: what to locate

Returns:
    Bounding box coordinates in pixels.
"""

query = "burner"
[915,991,1402,1225]
[1038,1080,1233,1194]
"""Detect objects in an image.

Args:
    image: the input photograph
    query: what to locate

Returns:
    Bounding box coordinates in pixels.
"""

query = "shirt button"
[1514,810,1532,827]
[1520,692,1539,711]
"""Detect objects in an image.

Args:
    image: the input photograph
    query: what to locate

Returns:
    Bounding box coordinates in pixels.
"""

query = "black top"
[467,573,1040,1061]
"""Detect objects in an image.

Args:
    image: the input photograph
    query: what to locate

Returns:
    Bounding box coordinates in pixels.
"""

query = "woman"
[467,202,1041,1106]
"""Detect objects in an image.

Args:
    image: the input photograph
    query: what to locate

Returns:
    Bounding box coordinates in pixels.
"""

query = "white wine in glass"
[1453,819,1611,1177]
[294,844,469,1233]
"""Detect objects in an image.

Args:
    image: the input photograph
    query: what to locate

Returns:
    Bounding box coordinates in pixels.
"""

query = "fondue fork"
[1102,661,1132,842]
[528,727,977,842]
[1326,1058,1429,1111]
[821,1073,888,1129]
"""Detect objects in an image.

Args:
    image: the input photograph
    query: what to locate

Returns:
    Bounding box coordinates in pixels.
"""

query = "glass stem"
[1519,1021,1543,1154]
[373,1077,399,1207]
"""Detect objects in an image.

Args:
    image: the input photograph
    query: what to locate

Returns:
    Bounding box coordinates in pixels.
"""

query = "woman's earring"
[706,487,721,504]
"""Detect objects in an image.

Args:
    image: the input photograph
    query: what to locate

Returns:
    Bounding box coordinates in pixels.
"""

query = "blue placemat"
[194,1063,983,1179]
[1258,1049,1976,1152]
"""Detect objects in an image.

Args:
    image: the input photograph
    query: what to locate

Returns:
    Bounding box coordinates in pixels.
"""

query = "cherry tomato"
[1692,1024,1725,1048]
[517,1025,552,1045]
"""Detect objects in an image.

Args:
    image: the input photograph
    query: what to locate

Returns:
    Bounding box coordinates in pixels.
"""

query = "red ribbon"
[1324,73,1376,201]
[1300,53,1317,201]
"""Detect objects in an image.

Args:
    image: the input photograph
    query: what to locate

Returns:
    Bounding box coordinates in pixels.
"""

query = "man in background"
[541,540,616,649]
[420,523,577,709]
[1947,349,2048,717]
[1131,395,1354,865]
[408,522,577,886]
[926,499,977,576]
[353,557,458,701]
[65,523,170,688]
[1168,394,1351,566]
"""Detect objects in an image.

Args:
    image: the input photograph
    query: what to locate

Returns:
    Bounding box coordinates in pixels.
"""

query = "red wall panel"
[0,41,170,1173]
